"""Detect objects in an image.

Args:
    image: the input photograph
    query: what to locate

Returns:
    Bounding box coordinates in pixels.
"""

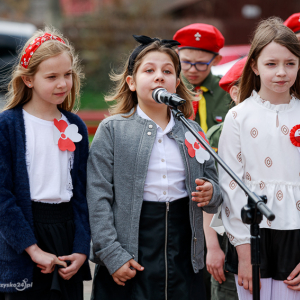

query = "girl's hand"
[112,259,144,286]
[236,244,261,294]
[192,179,213,207]
[206,246,226,284]
[25,244,67,274]
[58,253,87,280]
[284,262,300,290]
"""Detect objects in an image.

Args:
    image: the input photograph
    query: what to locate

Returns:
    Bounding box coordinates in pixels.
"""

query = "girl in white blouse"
[218,17,300,300]
[87,35,222,300]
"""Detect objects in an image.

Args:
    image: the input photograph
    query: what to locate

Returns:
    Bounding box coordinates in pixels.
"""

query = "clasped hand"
[112,259,144,286]
[25,244,67,274]
[58,253,87,280]
[26,244,86,280]
[192,179,213,207]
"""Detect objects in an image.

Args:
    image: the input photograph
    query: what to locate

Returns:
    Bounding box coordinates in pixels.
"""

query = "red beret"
[173,23,225,53]
[284,13,300,33]
[219,57,247,93]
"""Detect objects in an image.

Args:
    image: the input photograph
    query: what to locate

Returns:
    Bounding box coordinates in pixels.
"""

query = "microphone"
[152,88,186,107]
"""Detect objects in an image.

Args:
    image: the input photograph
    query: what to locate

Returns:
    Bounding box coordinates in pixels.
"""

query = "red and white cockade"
[290,124,300,151]
[53,119,82,152]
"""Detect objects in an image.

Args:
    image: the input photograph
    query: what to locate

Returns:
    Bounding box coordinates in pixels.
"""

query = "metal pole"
[171,107,274,300]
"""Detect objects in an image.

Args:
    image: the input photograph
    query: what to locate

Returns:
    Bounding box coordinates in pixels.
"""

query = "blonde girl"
[87,35,222,300]
[0,27,91,300]
[219,17,300,300]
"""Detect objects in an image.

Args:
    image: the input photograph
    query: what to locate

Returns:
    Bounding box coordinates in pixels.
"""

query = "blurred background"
[1,0,300,113]
[0,1,300,298]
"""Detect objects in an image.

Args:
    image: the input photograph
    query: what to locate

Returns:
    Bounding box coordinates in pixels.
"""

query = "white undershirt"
[137,105,188,202]
[23,110,73,204]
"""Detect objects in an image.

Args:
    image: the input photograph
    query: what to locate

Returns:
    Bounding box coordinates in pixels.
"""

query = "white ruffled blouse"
[218,90,300,246]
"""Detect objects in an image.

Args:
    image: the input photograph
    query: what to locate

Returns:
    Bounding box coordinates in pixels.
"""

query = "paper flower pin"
[185,131,210,163]
[53,119,82,152]
[290,124,300,152]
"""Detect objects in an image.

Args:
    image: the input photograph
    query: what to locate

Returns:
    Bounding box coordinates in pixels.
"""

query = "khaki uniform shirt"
[206,122,224,153]
[194,72,232,130]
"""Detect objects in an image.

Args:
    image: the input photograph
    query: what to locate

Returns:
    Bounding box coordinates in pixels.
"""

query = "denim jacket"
[87,109,222,275]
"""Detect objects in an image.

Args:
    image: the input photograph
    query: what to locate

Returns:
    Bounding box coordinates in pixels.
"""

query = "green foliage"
[88,134,94,144]
[80,89,109,110]
[62,0,191,94]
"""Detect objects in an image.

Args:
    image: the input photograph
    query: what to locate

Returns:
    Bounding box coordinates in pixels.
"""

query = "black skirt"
[226,228,300,280]
[91,197,206,300]
[1,201,91,300]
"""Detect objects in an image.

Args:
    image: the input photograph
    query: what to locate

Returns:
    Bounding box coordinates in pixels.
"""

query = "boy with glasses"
[173,23,231,133]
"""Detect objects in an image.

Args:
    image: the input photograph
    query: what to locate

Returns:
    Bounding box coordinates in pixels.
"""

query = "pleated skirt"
[91,197,206,300]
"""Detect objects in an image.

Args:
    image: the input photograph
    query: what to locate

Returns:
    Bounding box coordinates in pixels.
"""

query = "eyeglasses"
[180,55,216,72]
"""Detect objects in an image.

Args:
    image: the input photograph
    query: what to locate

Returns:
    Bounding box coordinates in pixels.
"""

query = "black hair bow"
[128,35,181,75]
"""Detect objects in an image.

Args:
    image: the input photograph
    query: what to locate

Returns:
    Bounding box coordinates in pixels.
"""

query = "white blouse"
[218,91,300,247]
[137,105,188,202]
[23,110,74,204]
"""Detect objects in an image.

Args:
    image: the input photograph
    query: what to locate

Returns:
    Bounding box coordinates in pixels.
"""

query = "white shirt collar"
[137,104,175,134]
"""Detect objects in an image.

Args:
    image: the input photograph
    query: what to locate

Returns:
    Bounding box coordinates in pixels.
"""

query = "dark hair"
[105,40,194,118]
[238,17,300,103]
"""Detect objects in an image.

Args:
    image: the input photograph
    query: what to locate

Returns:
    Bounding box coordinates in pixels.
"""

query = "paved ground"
[84,262,95,300]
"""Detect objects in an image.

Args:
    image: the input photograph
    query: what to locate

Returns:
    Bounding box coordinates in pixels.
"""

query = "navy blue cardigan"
[0,105,91,292]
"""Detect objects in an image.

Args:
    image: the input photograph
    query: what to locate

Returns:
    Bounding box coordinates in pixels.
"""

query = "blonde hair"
[3,26,83,112]
[105,40,194,118]
[238,17,300,103]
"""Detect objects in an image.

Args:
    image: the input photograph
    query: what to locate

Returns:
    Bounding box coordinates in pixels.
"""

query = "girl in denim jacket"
[87,35,222,300]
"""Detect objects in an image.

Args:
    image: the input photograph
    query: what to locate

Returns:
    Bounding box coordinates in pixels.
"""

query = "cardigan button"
[149,124,153,129]
[147,132,152,136]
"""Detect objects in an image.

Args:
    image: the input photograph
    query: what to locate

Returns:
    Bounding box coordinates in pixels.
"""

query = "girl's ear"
[126,75,136,92]
[250,59,259,76]
[22,76,33,88]
[229,85,239,103]
[176,78,180,88]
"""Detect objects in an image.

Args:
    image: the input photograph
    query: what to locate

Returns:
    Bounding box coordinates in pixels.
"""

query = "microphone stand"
[171,106,275,300]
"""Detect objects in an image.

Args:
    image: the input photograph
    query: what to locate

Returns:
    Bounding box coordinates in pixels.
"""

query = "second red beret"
[219,57,247,93]
[284,13,300,33]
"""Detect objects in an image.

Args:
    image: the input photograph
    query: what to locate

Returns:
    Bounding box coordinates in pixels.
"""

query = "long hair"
[238,17,300,103]
[105,40,194,118]
[3,26,83,112]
